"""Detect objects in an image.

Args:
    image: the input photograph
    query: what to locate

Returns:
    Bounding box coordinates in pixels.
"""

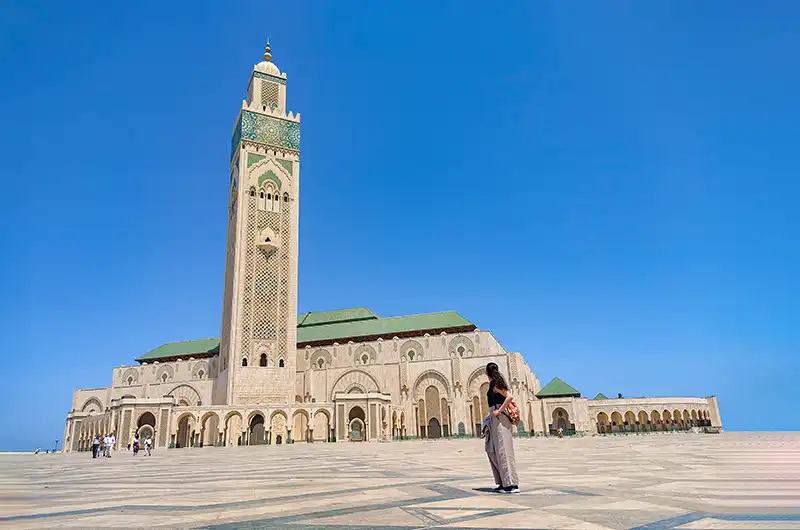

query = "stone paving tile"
[0,432,799,529]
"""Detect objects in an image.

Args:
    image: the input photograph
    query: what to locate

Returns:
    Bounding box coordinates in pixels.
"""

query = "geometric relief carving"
[354,344,377,365]
[412,370,450,401]
[166,384,202,407]
[467,366,489,398]
[311,349,332,370]
[330,369,380,400]
[121,368,139,386]
[448,335,475,357]
[81,397,104,413]
[155,365,175,384]
[400,339,423,361]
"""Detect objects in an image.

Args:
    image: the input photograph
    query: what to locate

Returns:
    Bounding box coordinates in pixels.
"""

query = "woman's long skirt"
[485,405,519,488]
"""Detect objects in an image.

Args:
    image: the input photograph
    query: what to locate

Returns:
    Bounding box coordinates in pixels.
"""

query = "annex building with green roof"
[64,45,721,454]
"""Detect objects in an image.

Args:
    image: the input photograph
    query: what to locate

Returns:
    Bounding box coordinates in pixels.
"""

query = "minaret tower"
[215,42,300,406]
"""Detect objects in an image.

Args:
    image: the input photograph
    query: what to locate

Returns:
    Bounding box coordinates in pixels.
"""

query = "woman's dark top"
[487,381,506,407]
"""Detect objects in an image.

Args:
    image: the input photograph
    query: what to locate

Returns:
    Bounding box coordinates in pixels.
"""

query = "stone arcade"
[63,45,722,452]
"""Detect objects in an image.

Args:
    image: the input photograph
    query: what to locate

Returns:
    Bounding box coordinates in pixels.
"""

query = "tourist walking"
[91,435,100,458]
[483,362,519,493]
[144,436,152,456]
[103,434,112,458]
[132,433,140,456]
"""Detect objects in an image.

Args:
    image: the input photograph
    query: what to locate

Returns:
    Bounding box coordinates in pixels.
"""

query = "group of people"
[131,433,152,456]
[90,434,115,458]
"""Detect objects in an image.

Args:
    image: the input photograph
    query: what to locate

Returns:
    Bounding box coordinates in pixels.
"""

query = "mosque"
[63,45,722,452]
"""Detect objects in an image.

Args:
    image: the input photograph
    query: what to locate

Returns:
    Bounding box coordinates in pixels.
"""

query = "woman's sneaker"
[493,485,503,493]
[501,486,521,494]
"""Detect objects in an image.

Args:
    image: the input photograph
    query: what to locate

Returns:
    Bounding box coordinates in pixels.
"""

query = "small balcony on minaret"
[256,227,280,253]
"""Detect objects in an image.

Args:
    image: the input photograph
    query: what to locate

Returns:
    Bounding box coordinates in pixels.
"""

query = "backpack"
[503,400,521,425]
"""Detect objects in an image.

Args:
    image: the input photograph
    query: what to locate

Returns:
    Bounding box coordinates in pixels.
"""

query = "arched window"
[126,376,134,385]
[260,353,267,367]
[408,351,415,361]
[361,354,369,364]
[249,187,256,197]
[161,373,168,383]
[257,190,266,210]
[197,370,204,378]
[317,358,325,369]
[241,357,248,367]
[283,192,289,203]
[279,359,285,368]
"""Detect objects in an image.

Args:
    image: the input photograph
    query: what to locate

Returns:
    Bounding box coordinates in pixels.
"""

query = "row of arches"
[172,409,332,448]
[596,408,711,434]
[249,186,289,212]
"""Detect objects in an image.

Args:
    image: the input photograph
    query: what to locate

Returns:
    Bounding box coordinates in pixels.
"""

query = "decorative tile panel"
[254,71,286,85]
[231,115,242,161]
[240,111,300,153]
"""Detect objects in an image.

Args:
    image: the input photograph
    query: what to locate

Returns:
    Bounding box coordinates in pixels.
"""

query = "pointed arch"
[166,384,202,407]
[81,397,104,413]
[330,369,380,400]
[467,366,490,398]
[413,370,450,400]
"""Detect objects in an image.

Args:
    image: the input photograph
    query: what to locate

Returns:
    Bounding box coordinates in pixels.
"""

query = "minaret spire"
[263,39,272,62]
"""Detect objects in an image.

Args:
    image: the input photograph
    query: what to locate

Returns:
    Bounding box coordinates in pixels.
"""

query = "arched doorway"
[610,411,623,433]
[137,412,156,441]
[225,412,243,446]
[624,411,636,432]
[349,406,365,441]
[597,412,609,434]
[176,414,193,448]
[293,411,309,443]
[249,414,265,445]
[663,410,673,430]
[552,408,570,434]
[428,418,442,439]
[638,411,649,431]
[651,410,662,431]
[201,413,219,447]
[270,412,287,445]
[313,410,330,442]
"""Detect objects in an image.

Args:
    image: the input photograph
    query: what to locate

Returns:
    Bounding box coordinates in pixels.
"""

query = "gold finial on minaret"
[264,39,272,62]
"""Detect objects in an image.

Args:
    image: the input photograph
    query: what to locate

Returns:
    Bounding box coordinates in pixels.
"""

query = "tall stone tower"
[215,43,300,407]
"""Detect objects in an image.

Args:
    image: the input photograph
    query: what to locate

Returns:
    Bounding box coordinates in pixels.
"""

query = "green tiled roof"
[135,338,220,363]
[593,393,608,400]
[298,307,378,327]
[536,377,580,398]
[296,310,473,346]
[135,309,475,363]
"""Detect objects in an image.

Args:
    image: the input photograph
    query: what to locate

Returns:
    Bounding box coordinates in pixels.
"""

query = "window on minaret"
[283,192,289,203]
[241,358,248,367]
[317,358,325,369]
[258,190,266,210]
[279,359,285,368]
[260,353,267,367]
[249,187,256,198]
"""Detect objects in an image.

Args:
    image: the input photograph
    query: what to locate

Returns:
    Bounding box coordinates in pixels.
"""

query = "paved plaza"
[1,432,799,529]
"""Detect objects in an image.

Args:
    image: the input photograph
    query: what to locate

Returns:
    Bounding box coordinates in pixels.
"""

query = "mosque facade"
[63,46,722,452]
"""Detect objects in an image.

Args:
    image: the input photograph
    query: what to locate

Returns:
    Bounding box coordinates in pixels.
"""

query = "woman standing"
[484,362,520,493]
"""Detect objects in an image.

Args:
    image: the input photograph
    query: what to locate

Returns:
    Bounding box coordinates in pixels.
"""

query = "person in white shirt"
[103,435,112,457]
[144,437,152,456]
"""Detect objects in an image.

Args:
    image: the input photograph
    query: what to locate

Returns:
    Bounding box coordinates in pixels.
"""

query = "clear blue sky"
[1,2,798,451]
